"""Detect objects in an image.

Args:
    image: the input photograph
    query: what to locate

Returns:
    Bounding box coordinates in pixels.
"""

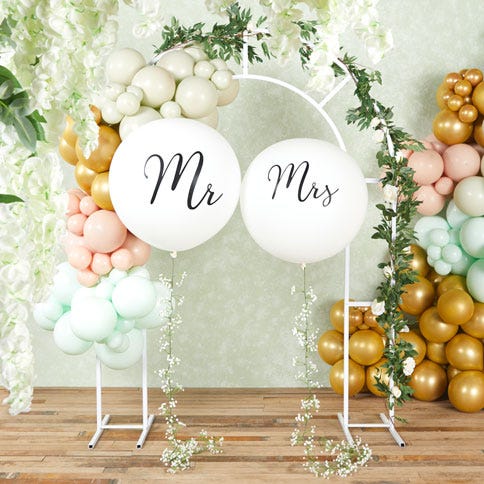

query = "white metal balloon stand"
[88,328,155,449]
[235,31,405,447]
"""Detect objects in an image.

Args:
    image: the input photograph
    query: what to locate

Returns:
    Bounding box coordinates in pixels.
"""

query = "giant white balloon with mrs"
[240,139,368,264]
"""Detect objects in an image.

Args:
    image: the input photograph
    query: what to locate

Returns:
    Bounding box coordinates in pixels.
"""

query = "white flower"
[382,265,393,279]
[391,386,402,399]
[373,129,385,142]
[382,184,398,204]
[371,299,385,316]
[400,325,410,333]
[403,357,416,376]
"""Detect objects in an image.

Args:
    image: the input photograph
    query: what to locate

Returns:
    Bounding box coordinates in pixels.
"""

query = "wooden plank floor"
[0,388,483,483]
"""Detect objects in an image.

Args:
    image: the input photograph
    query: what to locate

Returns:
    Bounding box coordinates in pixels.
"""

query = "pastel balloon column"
[64,189,151,287]
[34,263,171,369]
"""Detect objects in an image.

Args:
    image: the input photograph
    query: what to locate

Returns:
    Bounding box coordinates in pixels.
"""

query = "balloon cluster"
[317,300,386,397]
[434,68,484,145]
[409,142,482,216]
[392,247,483,412]
[64,189,151,287]
[34,263,171,369]
[101,47,239,140]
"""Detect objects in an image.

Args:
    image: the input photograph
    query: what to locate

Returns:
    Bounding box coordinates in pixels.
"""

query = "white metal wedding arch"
[89,34,405,449]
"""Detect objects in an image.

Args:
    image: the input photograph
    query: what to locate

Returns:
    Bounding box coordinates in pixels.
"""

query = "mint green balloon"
[442,244,462,264]
[115,317,136,334]
[434,259,451,275]
[94,328,143,369]
[466,260,484,302]
[70,296,117,342]
[70,286,98,310]
[33,305,56,331]
[52,262,81,306]
[460,218,484,258]
[446,200,470,229]
[112,276,157,319]
[53,312,92,355]
[448,228,460,245]
[414,216,449,249]
[429,228,450,247]
[427,245,442,260]
[451,250,475,276]
[95,279,115,300]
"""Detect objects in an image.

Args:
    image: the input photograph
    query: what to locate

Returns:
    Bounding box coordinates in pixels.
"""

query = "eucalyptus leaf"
[0,80,14,100]
[0,193,23,203]
[12,115,37,153]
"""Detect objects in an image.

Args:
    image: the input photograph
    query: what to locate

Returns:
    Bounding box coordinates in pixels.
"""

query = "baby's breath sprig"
[158,254,223,473]
[291,265,372,478]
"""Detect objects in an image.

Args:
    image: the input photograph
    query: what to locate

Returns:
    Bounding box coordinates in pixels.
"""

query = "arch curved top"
[233,73,347,152]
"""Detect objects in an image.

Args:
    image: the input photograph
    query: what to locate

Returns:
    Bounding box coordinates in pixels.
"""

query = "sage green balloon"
[460,217,484,258]
[94,328,143,370]
[454,176,484,216]
[446,200,470,229]
[414,216,449,249]
[452,250,475,276]
[53,312,92,355]
[466,260,484,302]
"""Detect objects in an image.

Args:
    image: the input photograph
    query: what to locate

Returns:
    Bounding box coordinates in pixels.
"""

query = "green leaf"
[12,115,37,153]
[0,80,14,100]
[0,193,23,203]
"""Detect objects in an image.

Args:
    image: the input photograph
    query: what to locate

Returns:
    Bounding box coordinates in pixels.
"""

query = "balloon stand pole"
[338,185,405,447]
[88,329,155,449]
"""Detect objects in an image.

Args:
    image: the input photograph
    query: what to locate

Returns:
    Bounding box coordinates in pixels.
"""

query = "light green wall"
[31,0,484,387]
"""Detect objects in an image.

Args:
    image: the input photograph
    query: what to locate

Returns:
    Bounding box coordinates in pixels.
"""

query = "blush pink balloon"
[443,143,480,182]
[62,232,87,252]
[470,142,484,158]
[424,133,448,155]
[83,210,128,254]
[67,245,92,270]
[77,269,99,287]
[121,233,151,266]
[434,176,455,196]
[67,213,87,236]
[91,253,113,276]
[79,196,100,216]
[407,150,444,185]
[111,248,134,271]
[415,185,446,215]
[66,190,81,217]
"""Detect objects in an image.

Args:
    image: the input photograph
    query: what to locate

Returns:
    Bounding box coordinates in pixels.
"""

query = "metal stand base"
[89,329,154,449]
[337,412,405,447]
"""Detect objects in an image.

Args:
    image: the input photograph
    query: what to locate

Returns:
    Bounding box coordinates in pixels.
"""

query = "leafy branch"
[154,3,271,64]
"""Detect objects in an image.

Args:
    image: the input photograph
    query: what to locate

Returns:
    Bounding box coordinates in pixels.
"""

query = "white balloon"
[160,101,181,119]
[157,50,195,81]
[53,312,92,355]
[211,70,232,90]
[184,45,208,61]
[194,60,215,79]
[94,328,143,370]
[101,100,123,124]
[116,92,141,116]
[240,138,368,264]
[196,109,218,129]
[119,106,162,140]
[110,118,240,251]
[104,83,125,101]
[105,48,146,85]
[175,76,218,119]
[126,85,143,101]
[131,65,176,108]
[217,75,239,106]
[210,59,228,71]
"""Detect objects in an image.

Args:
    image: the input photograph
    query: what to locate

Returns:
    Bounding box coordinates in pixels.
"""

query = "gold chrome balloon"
[436,275,467,297]
[58,137,78,166]
[445,333,483,371]
[363,310,386,335]
[473,116,484,147]
[447,94,464,112]
[464,68,483,87]
[427,268,444,287]
[409,359,447,401]
[349,329,385,366]
[471,81,484,114]
[433,109,473,145]
[62,115,78,147]
[447,365,462,382]
[458,104,478,123]
[437,288,474,325]
[329,359,365,396]
[454,79,472,97]
[405,244,430,277]
[330,300,360,334]
[400,276,435,316]
[444,72,462,90]
[398,331,427,365]
[436,83,453,110]
[426,341,448,365]
[317,330,344,365]
[419,306,458,343]
[448,370,484,412]
[366,358,389,397]
[91,171,114,211]
[74,161,97,194]
[461,302,484,339]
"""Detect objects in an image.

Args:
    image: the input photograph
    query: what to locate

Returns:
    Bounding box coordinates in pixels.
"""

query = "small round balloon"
[110,118,241,251]
[448,370,484,412]
[240,139,367,263]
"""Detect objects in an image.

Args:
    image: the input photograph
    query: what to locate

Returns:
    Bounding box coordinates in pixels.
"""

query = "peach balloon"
[414,185,446,215]
[79,196,100,216]
[62,232,86,252]
[407,150,444,185]
[434,176,454,196]
[111,248,134,271]
[66,213,87,236]
[66,191,81,216]
[91,253,113,276]
[83,210,127,253]
[67,245,92,270]
[442,144,480,182]
[77,268,99,287]
[121,232,152,266]
[424,133,448,155]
